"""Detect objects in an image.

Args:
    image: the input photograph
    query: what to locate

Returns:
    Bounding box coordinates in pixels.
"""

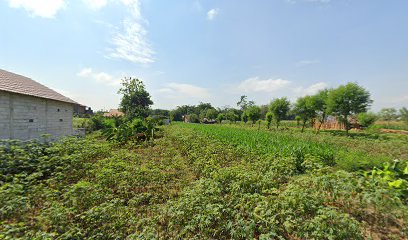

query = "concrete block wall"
[0,91,74,140]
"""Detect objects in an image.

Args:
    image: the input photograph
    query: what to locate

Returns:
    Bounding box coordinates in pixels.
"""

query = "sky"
[0,0,407,111]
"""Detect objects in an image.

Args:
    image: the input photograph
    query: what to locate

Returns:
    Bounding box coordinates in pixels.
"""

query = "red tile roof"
[103,109,125,117]
[0,69,77,104]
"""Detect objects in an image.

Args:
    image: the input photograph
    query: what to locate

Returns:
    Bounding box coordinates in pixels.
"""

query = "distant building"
[74,104,93,116]
[103,109,125,117]
[0,69,78,140]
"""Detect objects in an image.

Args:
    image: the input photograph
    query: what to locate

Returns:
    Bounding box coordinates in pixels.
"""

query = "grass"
[177,122,407,171]
[0,123,406,239]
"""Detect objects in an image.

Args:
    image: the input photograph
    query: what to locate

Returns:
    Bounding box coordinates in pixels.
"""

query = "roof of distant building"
[103,109,125,117]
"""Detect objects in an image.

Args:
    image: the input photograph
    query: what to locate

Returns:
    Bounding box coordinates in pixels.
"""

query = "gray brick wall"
[0,91,74,140]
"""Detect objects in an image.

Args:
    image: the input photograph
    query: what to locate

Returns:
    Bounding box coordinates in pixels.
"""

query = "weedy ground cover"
[0,123,406,239]
[176,123,407,171]
[161,124,407,239]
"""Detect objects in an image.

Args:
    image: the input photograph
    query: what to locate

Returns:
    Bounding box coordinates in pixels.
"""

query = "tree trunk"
[316,121,323,134]
[301,121,306,132]
[344,114,349,136]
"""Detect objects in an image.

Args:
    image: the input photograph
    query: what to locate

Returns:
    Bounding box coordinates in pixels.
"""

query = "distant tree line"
[165,82,407,135]
[110,78,407,136]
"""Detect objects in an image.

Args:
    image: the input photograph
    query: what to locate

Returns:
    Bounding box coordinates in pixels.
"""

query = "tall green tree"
[216,113,225,124]
[266,112,273,129]
[241,111,249,124]
[327,82,372,135]
[225,110,239,123]
[206,108,218,120]
[118,77,153,119]
[310,89,330,134]
[237,95,255,110]
[269,97,291,129]
[246,105,261,125]
[294,96,316,132]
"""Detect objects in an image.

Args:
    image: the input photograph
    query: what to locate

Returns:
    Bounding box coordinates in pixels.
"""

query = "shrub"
[358,112,377,128]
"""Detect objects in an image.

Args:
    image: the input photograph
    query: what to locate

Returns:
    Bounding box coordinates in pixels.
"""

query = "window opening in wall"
[57,109,60,112]
[29,119,34,122]
[60,119,63,122]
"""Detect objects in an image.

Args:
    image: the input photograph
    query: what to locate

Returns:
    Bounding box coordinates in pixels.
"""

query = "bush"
[357,112,377,128]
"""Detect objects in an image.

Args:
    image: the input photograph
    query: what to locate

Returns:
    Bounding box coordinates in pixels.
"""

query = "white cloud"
[392,95,408,103]
[238,77,291,93]
[207,8,219,20]
[107,0,155,64]
[77,68,121,86]
[294,82,328,96]
[7,0,66,18]
[159,83,210,99]
[82,0,108,10]
[295,59,320,67]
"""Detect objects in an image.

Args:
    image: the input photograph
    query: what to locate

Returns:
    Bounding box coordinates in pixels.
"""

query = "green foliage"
[364,160,408,198]
[89,114,116,131]
[102,118,159,144]
[294,95,316,132]
[357,112,377,128]
[327,83,372,135]
[189,113,200,123]
[1,122,406,239]
[269,97,291,129]
[400,107,408,125]
[236,95,254,110]
[241,112,248,123]
[118,77,153,119]
[226,110,239,123]
[378,108,399,121]
[266,112,273,129]
[216,113,225,124]
[310,89,329,133]
[205,108,218,120]
[245,105,261,124]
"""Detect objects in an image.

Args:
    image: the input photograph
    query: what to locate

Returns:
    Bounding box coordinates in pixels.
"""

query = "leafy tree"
[259,104,269,119]
[400,107,408,124]
[216,113,225,124]
[237,95,254,110]
[246,105,261,125]
[357,112,377,128]
[149,109,169,118]
[118,77,153,119]
[269,97,291,129]
[266,112,273,129]
[170,105,196,121]
[196,102,214,114]
[241,112,249,124]
[327,83,372,135]
[310,89,330,134]
[189,113,200,123]
[225,110,239,123]
[199,110,207,122]
[206,108,218,120]
[378,108,398,121]
[294,96,316,132]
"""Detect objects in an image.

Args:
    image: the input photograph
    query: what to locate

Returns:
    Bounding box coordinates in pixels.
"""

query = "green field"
[1,123,407,239]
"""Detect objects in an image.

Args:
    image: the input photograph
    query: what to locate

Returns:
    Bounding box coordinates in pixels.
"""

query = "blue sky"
[1,0,407,111]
